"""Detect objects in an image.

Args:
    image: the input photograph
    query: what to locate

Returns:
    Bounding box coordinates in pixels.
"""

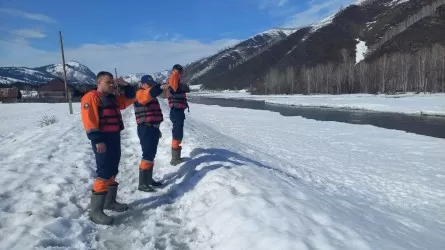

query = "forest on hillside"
[260,43,445,95]
[256,0,445,95]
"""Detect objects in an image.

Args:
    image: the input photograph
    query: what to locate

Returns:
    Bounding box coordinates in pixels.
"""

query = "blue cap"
[140,75,155,84]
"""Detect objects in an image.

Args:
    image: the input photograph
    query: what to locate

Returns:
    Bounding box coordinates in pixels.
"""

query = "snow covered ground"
[191,92,445,116]
[0,100,444,249]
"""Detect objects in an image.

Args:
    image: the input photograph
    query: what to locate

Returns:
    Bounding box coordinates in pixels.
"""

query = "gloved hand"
[150,83,162,98]
[178,83,190,93]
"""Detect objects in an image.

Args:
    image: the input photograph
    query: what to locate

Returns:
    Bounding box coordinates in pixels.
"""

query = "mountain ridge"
[0,61,96,86]
[189,0,445,94]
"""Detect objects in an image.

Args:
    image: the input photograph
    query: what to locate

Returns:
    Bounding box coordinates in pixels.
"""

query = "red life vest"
[93,90,124,132]
[168,87,188,109]
[134,97,163,125]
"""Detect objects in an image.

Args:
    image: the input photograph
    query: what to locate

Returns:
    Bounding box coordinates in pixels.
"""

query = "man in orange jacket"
[134,75,168,192]
[166,64,190,165]
[80,71,135,225]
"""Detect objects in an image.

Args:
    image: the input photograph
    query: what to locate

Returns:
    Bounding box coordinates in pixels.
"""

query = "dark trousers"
[170,108,185,141]
[91,132,121,180]
[137,125,160,162]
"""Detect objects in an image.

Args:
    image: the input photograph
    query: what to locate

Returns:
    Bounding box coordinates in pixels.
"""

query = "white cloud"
[282,0,353,28]
[0,8,56,23]
[278,0,289,6]
[0,38,240,75]
[9,29,46,39]
[259,0,289,9]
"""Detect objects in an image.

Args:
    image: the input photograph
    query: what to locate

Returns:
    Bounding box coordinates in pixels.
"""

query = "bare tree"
[285,66,296,93]
[258,43,444,95]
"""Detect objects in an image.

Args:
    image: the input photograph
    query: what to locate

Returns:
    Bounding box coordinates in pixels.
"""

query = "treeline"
[369,0,445,53]
[259,43,445,94]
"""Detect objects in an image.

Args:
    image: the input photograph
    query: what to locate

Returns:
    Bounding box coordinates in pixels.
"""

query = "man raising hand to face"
[80,71,136,225]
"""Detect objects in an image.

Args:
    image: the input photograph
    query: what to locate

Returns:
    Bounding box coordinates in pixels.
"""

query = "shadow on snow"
[112,147,277,225]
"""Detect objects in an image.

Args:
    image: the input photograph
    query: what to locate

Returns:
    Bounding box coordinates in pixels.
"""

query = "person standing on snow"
[80,71,136,225]
[166,64,190,165]
[134,75,168,192]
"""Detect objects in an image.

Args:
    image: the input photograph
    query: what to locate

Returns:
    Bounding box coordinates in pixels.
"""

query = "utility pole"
[59,31,73,114]
[114,67,121,95]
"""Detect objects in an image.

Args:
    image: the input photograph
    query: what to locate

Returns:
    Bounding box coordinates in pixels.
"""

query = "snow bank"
[191,92,445,116]
[0,101,444,249]
[0,103,73,141]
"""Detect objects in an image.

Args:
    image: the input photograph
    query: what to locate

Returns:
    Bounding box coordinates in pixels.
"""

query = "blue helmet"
[172,64,184,74]
[140,75,156,85]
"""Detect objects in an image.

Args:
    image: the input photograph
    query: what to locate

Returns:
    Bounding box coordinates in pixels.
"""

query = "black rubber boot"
[90,191,113,225]
[170,147,185,166]
[104,183,128,212]
[148,167,162,187]
[138,169,155,192]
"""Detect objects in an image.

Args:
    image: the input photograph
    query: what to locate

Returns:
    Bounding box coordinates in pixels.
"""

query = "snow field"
[0,100,444,249]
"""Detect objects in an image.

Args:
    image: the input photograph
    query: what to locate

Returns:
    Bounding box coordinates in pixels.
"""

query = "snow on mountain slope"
[123,70,170,84]
[0,101,444,249]
[0,76,23,84]
[151,70,170,83]
[280,28,299,36]
[254,28,298,39]
[122,73,145,84]
[200,0,445,92]
[36,61,96,85]
[310,11,337,33]
[0,67,55,85]
[355,38,368,64]
[184,28,293,85]
[0,61,96,85]
[386,0,411,7]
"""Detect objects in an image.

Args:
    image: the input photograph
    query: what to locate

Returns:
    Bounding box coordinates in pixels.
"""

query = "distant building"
[38,78,70,99]
[0,87,19,103]
[113,77,137,95]
[114,77,128,85]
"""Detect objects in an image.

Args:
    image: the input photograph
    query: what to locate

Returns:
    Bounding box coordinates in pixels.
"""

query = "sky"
[0,0,355,75]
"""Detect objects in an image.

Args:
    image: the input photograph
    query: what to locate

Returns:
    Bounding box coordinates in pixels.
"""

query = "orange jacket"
[168,70,180,92]
[167,70,190,109]
[136,86,153,105]
[81,90,135,143]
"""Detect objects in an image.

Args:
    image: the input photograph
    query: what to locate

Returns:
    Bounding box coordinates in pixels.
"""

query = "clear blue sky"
[0,0,353,74]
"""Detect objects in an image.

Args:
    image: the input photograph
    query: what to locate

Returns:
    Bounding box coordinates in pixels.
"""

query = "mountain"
[188,0,445,94]
[122,70,170,84]
[35,61,96,85]
[183,28,297,86]
[151,70,170,83]
[0,61,96,85]
[122,73,145,84]
[0,67,55,85]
